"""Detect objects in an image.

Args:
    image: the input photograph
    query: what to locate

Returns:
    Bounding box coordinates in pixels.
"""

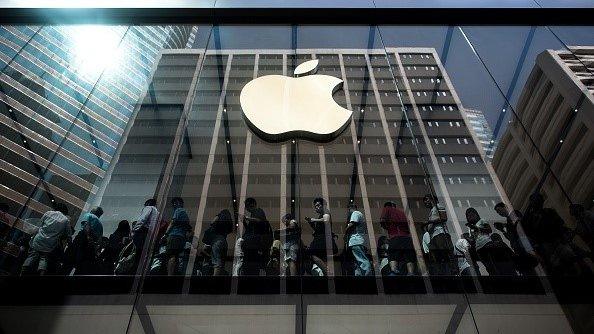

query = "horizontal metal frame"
[1,7,594,25]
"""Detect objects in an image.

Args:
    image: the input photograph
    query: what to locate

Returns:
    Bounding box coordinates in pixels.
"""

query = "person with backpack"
[21,203,71,275]
[69,207,104,275]
[422,194,454,275]
[163,197,192,276]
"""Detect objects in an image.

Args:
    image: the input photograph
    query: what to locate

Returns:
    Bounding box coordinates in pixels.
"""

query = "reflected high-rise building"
[464,108,495,160]
[492,46,594,222]
[0,26,194,248]
[99,47,506,275]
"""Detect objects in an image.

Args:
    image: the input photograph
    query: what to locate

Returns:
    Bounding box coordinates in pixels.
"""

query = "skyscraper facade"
[98,47,507,278]
[464,108,495,159]
[492,47,594,223]
[0,25,193,264]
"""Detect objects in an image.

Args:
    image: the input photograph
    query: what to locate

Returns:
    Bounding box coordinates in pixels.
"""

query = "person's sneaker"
[388,270,400,276]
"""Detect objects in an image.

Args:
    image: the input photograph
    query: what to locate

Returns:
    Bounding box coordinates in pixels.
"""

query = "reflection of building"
[464,108,495,159]
[101,47,505,276]
[492,47,594,222]
[96,51,201,231]
[0,26,193,230]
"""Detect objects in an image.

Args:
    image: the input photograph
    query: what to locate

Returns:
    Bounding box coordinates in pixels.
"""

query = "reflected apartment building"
[98,47,507,276]
[492,46,594,223]
[0,26,194,266]
[464,108,495,160]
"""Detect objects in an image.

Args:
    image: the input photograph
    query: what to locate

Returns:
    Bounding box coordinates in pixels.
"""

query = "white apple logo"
[240,59,353,142]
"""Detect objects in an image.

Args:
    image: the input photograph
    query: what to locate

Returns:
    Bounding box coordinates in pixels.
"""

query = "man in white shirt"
[133,198,159,257]
[346,204,372,276]
[21,203,72,275]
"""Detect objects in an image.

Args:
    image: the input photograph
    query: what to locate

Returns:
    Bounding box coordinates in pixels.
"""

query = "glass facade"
[0,21,592,334]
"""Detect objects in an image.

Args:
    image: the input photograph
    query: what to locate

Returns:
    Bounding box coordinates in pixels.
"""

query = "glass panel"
[0,20,590,334]
[374,26,571,285]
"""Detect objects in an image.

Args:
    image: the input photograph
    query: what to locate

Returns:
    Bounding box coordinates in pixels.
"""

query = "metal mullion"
[363,53,431,280]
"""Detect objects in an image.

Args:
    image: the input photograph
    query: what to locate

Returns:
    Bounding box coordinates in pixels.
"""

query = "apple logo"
[240,59,353,142]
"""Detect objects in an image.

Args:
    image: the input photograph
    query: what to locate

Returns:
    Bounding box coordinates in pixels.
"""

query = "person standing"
[466,208,516,276]
[241,198,272,276]
[380,201,415,275]
[107,220,131,271]
[494,202,538,275]
[422,194,454,275]
[346,204,372,276]
[80,207,104,244]
[202,209,233,276]
[133,199,159,260]
[423,194,456,275]
[494,203,524,255]
[281,213,300,276]
[21,203,71,275]
[164,197,192,276]
[304,197,331,276]
[72,207,104,275]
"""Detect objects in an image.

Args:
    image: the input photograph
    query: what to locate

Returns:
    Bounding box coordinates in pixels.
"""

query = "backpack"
[114,241,136,275]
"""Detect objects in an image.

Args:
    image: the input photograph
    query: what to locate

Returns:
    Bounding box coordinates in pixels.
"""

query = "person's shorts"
[284,242,299,262]
[388,236,415,263]
[211,236,228,268]
[22,249,50,272]
[307,237,327,262]
[166,235,186,256]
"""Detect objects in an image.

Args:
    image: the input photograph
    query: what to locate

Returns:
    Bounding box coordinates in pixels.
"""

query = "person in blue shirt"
[71,207,104,275]
[80,207,104,243]
[346,204,372,276]
[164,197,192,276]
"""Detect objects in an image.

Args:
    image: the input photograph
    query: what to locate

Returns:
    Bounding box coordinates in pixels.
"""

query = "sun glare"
[67,25,124,79]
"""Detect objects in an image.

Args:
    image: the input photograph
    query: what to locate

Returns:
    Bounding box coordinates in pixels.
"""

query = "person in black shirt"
[494,202,538,275]
[241,198,272,276]
[304,197,331,276]
[522,193,581,275]
[202,209,233,276]
[494,203,523,253]
[106,220,131,271]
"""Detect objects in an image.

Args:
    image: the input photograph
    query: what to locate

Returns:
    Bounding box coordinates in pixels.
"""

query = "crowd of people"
[1,192,592,278]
